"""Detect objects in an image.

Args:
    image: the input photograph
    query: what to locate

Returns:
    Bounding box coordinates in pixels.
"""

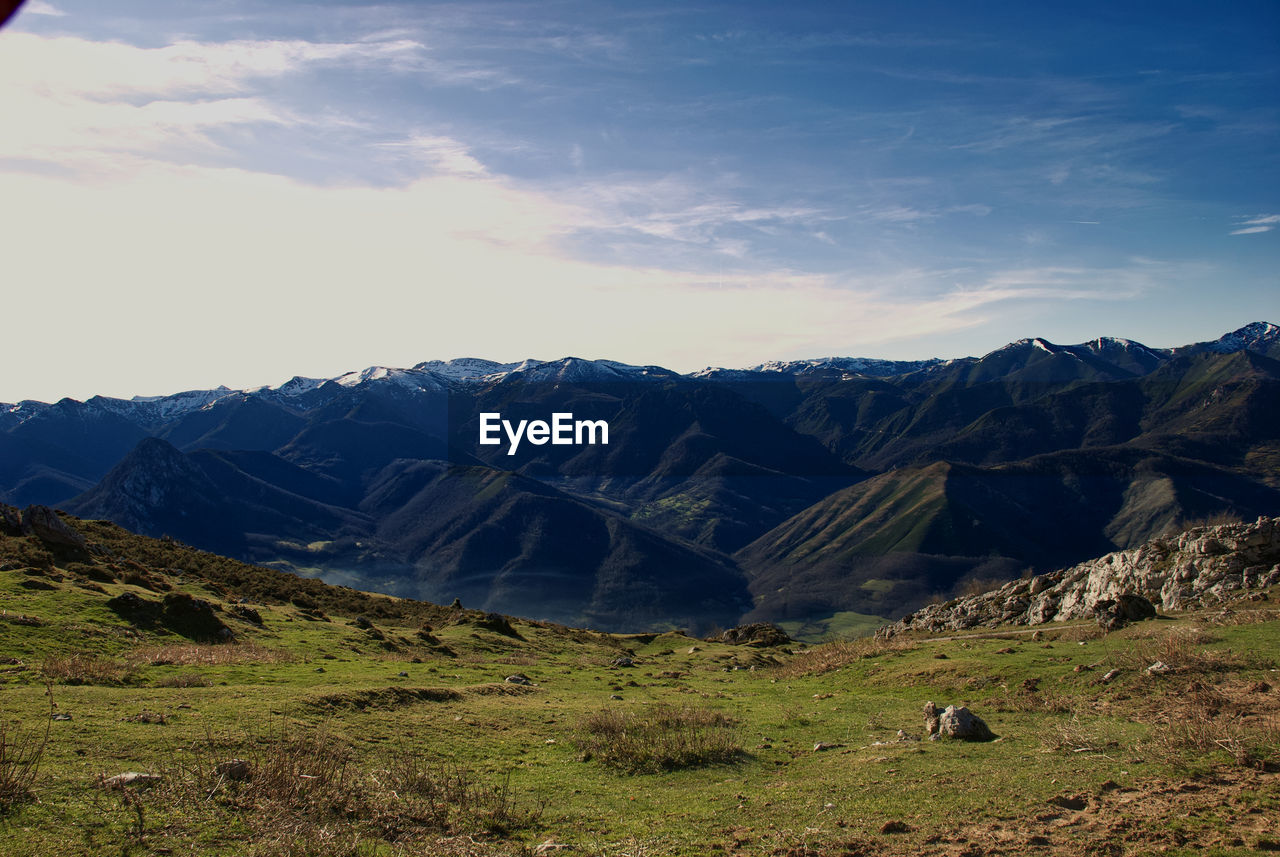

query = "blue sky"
[2,0,1277,401]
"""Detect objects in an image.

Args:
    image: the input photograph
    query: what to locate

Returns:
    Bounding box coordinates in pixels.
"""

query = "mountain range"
[4,321,1278,632]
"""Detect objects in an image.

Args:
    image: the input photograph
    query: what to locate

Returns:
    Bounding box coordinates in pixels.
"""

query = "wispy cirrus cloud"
[1231,214,1279,235]
[23,1,66,16]
[0,33,424,169]
[375,135,491,177]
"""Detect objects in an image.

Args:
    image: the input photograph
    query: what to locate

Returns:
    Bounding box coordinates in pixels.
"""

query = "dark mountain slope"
[6,322,1273,633]
[357,459,751,632]
[738,447,1280,623]
[457,378,859,553]
[159,395,308,453]
[0,401,148,505]
[67,438,368,558]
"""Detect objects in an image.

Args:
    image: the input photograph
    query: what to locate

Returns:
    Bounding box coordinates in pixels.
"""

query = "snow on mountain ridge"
[1208,321,1280,353]
[743,356,946,377]
[2,323,1275,416]
[509,357,678,384]
[412,357,526,382]
[331,366,448,393]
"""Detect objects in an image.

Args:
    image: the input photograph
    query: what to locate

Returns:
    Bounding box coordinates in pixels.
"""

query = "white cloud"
[23,1,66,16]
[376,135,490,177]
[1231,214,1278,235]
[0,33,420,99]
[0,31,1189,401]
[4,148,1163,399]
[0,33,420,169]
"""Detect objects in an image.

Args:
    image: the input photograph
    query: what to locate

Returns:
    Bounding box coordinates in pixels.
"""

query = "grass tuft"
[576,704,742,773]
[41,653,138,685]
[0,686,51,814]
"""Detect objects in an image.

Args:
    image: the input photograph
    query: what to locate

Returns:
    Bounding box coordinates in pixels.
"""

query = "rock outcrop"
[882,517,1280,636]
[4,504,90,551]
[924,701,996,741]
[715,623,793,647]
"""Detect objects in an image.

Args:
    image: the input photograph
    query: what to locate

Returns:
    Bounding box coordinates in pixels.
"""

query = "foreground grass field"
[2,517,1278,856]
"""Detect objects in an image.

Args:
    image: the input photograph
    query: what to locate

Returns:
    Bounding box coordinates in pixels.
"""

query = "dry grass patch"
[146,724,542,851]
[984,684,1074,714]
[41,653,137,685]
[1106,627,1251,675]
[1141,682,1280,770]
[130,641,296,667]
[775,636,916,678]
[576,704,743,773]
[153,671,213,688]
[1042,703,1128,755]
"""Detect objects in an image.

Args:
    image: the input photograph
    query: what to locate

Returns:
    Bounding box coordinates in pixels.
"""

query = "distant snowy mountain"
[748,356,946,377]
[5,321,1278,631]
[3,323,1277,419]
[88,386,242,423]
[511,357,679,384]
[330,366,448,393]
[412,358,542,384]
[1206,321,1280,354]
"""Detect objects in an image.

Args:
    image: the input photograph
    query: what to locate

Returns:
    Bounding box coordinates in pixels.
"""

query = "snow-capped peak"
[329,366,446,393]
[509,357,677,384]
[1208,321,1280,353]
[412,357,542,384]
[268,375,328,397]
[730,356,945,378]
[129,385,234,405]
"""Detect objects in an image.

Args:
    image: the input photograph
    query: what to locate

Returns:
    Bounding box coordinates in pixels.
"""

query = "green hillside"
[2,513,1278,856]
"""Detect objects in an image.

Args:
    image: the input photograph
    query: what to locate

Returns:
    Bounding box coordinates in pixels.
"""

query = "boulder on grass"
[924,701,997,741]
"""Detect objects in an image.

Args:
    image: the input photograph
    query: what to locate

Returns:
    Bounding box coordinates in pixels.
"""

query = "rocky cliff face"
[882,517,1280,635]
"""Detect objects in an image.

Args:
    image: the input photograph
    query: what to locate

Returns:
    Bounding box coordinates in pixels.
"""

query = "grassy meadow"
[1,517,1278,856]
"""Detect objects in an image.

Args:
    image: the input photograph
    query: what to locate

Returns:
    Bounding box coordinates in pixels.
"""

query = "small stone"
[506,673,533,685]
[1146,661,1171,675]
[398,671,409,677]
[813,741,839,752]
[100,772,162,790]
[1101,669,1121,683]
[52,712,72,721]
